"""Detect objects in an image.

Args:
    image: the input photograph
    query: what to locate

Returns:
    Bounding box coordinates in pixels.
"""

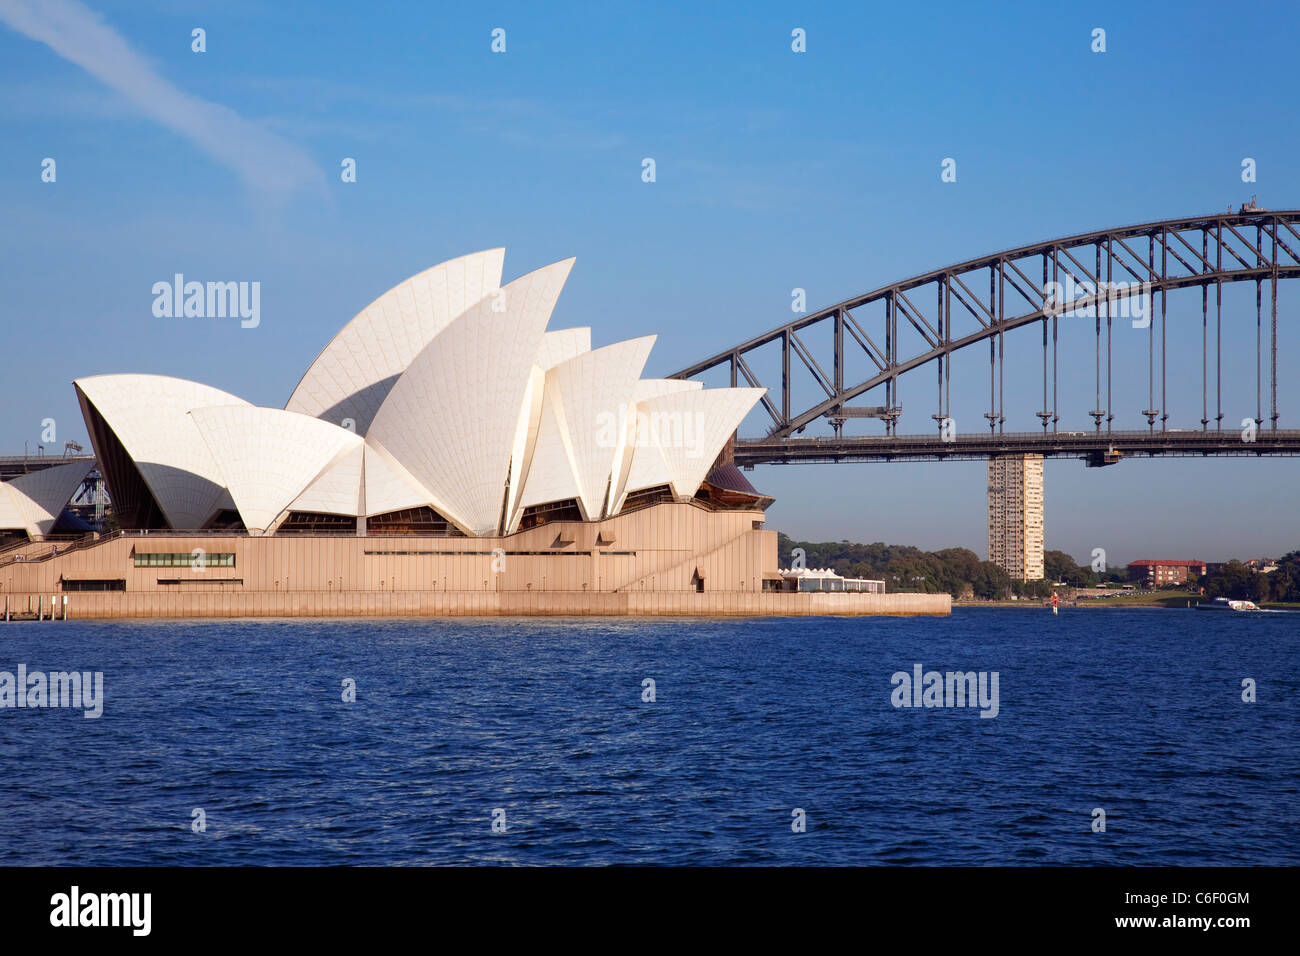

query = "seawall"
[1,589,949,619]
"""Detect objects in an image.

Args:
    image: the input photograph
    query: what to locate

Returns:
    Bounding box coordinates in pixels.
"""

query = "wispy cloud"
[0,0,324,197]
[238,75,627,153]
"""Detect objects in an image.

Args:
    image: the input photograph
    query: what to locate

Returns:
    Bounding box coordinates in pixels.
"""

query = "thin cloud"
[0,0,324,196]
[239,76,626,153]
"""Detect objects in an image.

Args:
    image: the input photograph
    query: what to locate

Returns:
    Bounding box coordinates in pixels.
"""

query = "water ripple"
[0,610,1294,865]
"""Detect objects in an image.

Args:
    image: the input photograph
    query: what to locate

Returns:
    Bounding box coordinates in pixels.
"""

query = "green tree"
[1205,560,1250,599]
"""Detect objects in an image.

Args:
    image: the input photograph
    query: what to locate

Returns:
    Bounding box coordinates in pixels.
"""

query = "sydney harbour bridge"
[670,206,1300,470]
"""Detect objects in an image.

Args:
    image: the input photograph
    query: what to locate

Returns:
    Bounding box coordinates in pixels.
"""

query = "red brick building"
[1127,559,1207,588]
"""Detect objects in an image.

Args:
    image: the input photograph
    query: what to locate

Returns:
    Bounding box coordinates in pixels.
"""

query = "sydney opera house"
[1,251,947,618]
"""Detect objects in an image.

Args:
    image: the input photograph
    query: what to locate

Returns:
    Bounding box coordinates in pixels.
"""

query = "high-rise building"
[987,454,1044,581]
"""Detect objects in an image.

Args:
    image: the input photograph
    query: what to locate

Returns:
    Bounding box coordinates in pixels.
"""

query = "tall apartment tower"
[987,454,1044,581]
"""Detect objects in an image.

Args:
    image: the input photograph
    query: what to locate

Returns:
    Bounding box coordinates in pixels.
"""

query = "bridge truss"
[671,208,1300,465]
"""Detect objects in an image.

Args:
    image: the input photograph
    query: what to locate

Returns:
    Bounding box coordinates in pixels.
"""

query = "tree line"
[777,534,1112,600]
[1200,553,1300,603]
[775,534,1300,602]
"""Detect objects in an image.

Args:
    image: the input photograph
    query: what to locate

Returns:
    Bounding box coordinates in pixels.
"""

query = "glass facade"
[133,552,235,568]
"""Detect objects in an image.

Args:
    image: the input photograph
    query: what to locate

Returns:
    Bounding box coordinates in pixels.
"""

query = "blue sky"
[1,0,1297,563]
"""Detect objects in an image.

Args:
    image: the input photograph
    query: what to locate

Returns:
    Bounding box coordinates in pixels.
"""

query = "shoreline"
[954,599,1299,611]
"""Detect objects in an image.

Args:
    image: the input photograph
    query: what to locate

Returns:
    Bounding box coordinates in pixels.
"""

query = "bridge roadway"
[0,455,96,480]
[5,428,1300,480]
[735,428,1300,467]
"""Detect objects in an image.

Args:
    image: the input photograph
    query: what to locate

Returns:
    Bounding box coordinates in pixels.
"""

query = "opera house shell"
[1,251,949,618]
[73,250,766,538]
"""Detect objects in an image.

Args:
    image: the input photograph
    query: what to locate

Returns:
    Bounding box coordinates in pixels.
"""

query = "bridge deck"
[736,429,1300,465]
[0,455,96,480]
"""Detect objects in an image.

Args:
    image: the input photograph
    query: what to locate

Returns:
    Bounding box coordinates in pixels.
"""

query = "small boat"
[1195,597,1262,612]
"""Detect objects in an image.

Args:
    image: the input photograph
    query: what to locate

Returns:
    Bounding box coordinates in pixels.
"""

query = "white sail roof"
[68,250,771,540]
[189,406,363,533]
[535,328,591,369]
[75,374,249,530]
[505,365,547,529]
[289,443,364,516]
[0,460,94,537]
[0,486,22,534]
[637,387,765,498]
[615,387,764,507]
[633,378,702,402]
[361,441,453,518]
[608,379,703,510]
[367,258,574,536]
[502,329,591,526]
[285,248,505,434]
[616,424,675,505]
[517,336,655,521]
[514,386,583,520]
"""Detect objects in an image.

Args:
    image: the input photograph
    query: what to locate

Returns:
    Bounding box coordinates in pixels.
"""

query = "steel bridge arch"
[670,209,1300,439]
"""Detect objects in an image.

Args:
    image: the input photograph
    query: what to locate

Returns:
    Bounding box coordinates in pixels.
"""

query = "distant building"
[1205,559,1277,575]
[1127,559,1207,587]
[987,454,1044,581]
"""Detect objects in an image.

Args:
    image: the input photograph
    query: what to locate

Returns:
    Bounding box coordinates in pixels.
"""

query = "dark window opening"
[204,509,245,531]
[156,578,244,586]
[367,506,465,536]
[619,485,674,514]
[277,511,358,534]
[518,498,583,530]
[61,578,125,592]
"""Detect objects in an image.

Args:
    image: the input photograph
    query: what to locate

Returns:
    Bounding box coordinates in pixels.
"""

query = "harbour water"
[0,609,1294,865]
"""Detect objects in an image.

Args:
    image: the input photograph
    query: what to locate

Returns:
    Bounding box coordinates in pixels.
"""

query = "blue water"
[0,609,1295,865]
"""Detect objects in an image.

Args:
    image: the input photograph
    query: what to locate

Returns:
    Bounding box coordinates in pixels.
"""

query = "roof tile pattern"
[286,249,505,434]
[629,388,766,499]
[290,444,365,517]
[0,460,95,537]
[189,406,363,533]
[362,442,446,518]
[518,336,655,520]
[367,259,574,535]
[535,328,591,370]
